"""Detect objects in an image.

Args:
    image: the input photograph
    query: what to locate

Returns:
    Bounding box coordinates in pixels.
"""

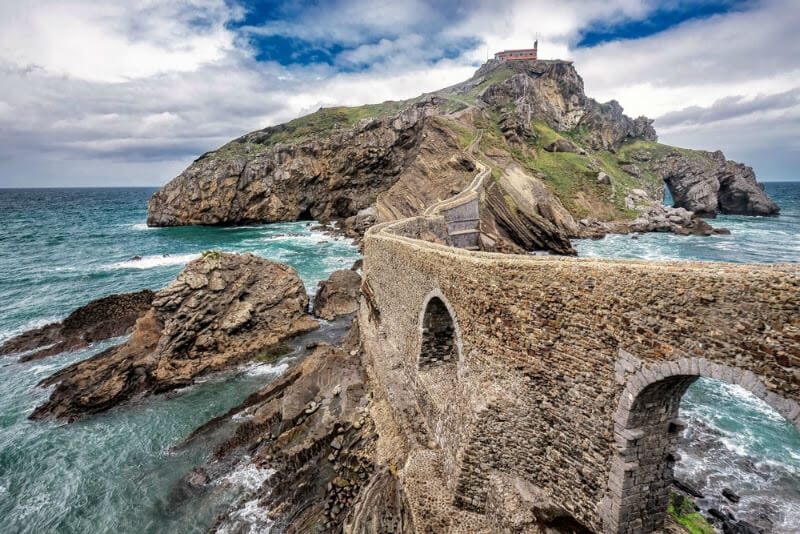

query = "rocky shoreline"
[28,252,319,421]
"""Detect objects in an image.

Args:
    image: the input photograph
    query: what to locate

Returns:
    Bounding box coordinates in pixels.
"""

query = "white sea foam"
[0,317,58,345]
[131,223,154,231]
[243,361,290,377]
[216,460,275,492]
[107,253,199,270]
[215,498,274,534]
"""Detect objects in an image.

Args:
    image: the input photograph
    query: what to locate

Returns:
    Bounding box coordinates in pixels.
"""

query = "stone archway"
[417,289,462,370]
[601,354,800,534]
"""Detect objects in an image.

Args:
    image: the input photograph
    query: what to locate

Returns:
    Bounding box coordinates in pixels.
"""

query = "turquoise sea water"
[0,184,797,533]
[0,188,359,533]
[577,182,800,532]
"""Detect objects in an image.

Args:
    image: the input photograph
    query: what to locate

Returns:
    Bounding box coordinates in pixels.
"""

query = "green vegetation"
[212,99,416,157]
[201,250,222,260]
[529,120,563,148]
[436,117,475,150]
[254,342,293,363]
[668,493,715,534]
[463,66,515,103]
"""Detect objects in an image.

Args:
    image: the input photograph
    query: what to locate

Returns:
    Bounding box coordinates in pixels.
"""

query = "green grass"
[436,117,475,150]
[462,66,515,103]
[213,100,414,156]
[201,250,222,260]
[529,120,564,148]
[668,493,715,534]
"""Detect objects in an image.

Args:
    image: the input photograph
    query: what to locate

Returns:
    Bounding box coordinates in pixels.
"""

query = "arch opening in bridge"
[603,357,800,534]
[418,294,460,369]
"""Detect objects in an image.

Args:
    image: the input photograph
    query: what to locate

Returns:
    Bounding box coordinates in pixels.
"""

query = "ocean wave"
[0,317,59,344]
[106,253,199,270]
[131,223,154,231]
[215,498,274,534]
[243,361,290,377]
[215,460,274,493]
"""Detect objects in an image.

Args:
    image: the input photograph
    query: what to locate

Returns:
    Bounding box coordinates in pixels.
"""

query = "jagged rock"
[480,164,577,255]
[722,488,741,503]
[649,150,779,217]
[0,290,154,361]
[313,269,362,321]
[146,58,777,253]
[621,163,641,177]
[30,253,318,421]
[673,479,705,499]
[188,324,372,534]
[147,100,439,227]
[597,172,611,185]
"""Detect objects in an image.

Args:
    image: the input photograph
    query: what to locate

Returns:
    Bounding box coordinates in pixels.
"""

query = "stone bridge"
[359,169,800,532]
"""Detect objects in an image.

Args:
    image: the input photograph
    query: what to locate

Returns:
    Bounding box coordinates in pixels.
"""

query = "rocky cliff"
[148,59,778,253]
[31,252,318,421]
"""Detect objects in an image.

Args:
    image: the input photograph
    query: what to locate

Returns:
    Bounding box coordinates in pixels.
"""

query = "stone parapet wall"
[362,215,800,532]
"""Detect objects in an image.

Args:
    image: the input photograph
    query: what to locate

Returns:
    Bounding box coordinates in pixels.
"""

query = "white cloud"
[0,0,798,186]
[0,0,240,83]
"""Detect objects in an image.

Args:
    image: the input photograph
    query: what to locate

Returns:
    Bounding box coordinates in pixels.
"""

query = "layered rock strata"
[31,252,318,421]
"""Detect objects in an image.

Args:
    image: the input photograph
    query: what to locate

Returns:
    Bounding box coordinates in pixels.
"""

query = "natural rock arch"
[602,354,800,534]
[417,290,462,370]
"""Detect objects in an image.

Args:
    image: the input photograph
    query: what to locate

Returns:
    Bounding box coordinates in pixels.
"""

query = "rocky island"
[147,58,777,254]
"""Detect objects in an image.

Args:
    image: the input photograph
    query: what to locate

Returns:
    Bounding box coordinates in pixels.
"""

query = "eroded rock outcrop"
[30,252,318,421]
[0,290,154,362]
[648,149,779,217]
[147,101,437,227]
[313,269,362,321]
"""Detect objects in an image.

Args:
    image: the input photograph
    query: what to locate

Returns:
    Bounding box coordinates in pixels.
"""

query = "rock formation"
[30,252,318,421]
[147,58,778,253]
[313,269,362,321]
[645,149,779,217]
[0,290,153,361]
[181,320,406,533]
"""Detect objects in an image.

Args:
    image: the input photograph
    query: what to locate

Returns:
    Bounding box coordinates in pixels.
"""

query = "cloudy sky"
[0,0,798,187]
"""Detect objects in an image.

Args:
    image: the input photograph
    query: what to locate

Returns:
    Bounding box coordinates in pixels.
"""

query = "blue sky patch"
[577,0,754,47]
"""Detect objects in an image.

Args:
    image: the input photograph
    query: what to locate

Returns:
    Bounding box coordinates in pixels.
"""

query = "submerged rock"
[30,252,318,421]
[313,269,362,321]
[0,290,154,361]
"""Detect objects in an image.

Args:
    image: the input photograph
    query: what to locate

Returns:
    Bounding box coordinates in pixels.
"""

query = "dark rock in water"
[722,487,741,503]
[129,255,142,261]
[0,290,154,362]
[708,508,727,521]
[350,258,363,271]
[30,253,318,421]
[313,269,361,321]
[673,478,705,498]
[719,516,764,534]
